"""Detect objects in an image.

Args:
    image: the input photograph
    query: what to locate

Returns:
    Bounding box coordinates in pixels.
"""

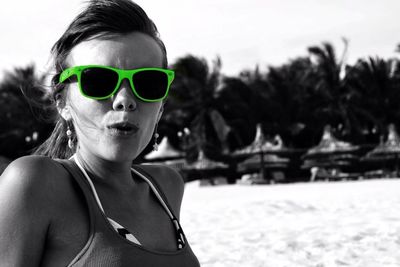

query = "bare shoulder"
[137,164,185,217]
[0,155,75,213]
[1,155,63,195]
[0,155,69,265]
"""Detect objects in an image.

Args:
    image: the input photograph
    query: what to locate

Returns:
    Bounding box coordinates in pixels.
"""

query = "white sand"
[181,179,400,267]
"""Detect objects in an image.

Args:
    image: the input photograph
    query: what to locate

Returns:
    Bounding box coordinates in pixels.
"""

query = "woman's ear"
[56,93,73,121]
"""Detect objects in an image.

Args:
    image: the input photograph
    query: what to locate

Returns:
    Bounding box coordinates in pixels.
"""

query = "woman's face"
[62,32,165,162]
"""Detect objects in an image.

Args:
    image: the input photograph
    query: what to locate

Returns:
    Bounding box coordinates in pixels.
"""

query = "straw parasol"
[237,154,289,172]
[144,136,183,160]
[233,124,286,156]
[361,124,400,176]
[305,125,359,157]
[187,150,228,170]
[302,125,360,180]
[364,124,400,158]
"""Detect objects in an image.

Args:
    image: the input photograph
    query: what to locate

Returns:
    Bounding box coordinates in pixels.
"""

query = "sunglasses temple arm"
[59,68,78,83]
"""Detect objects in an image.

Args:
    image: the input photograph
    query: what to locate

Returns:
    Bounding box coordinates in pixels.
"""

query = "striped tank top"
[56,158,200,267]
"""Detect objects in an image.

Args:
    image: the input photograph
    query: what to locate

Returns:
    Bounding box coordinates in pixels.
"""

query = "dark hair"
[34,0,167,159]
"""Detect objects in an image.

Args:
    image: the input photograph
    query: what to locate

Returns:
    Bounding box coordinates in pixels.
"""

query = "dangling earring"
[66,125,74,149]
[153,125,159,151]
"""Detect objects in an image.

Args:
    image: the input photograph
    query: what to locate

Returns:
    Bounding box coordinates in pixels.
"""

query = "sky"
[0,0,399,80]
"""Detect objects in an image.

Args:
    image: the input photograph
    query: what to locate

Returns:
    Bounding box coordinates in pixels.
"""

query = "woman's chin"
[99,146,141,163]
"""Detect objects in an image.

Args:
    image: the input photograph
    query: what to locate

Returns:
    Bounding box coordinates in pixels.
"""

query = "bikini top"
[56,156,200,267]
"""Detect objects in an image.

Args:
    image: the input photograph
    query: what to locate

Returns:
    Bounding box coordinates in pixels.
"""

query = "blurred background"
[1,0,400,182]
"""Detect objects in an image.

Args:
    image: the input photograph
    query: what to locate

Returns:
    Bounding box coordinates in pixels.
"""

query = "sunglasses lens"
[133,70,169,100]
[81,67,119,98]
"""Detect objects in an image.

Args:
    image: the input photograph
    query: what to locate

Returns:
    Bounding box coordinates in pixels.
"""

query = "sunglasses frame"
[59,65,175,102]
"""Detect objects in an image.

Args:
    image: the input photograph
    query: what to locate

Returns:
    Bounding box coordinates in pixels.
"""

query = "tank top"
[56,158,200,267]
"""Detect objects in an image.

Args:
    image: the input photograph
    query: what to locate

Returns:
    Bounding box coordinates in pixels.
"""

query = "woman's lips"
[106,122,139,137]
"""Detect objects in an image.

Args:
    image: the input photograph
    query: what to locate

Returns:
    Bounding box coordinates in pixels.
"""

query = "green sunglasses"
[59,65,175,102]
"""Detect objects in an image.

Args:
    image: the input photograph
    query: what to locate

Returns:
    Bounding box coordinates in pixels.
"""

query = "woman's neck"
[74,149,135,190]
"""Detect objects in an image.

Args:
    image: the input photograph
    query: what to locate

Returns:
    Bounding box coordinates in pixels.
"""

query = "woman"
[0,0,200,266]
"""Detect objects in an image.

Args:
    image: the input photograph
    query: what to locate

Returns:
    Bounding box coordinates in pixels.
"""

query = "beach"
[181,178,400,267]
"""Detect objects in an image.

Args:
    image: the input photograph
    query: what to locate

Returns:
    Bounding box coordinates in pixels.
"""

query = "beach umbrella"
[306,125,359,155]
[364,124,400,158]
[233,124,288,155]
[233,124,264,155]
[144,136,183,160]
[232,124,302,181]
[360,124,400,176]
[237,154,289,171]
[187,150,228,170]
[304,125,359,158]
[302,125,360,179]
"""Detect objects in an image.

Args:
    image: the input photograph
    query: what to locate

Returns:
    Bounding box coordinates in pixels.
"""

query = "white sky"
[0,0,399,79]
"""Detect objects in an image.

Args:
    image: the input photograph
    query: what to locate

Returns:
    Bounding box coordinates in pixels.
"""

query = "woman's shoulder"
[0,156,87,265]
[2,155,65,181]
[136,164,185,216]
[0,155,71,204]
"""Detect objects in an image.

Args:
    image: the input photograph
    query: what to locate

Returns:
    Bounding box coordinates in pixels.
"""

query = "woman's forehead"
[66,32,164,69]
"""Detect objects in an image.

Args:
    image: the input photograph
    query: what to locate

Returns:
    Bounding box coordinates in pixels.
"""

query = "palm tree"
[305,39,365,142]
[263,57,316,147]
[161,55,237,159]
[345,56,400,141]
[236,57,320,148]
[215,75,259,150]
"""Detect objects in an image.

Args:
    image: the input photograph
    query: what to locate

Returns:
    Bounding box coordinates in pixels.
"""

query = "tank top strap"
[131,165,177,219]
[132,165,186,248]
[53,158,98,245]
[55,158,98,209]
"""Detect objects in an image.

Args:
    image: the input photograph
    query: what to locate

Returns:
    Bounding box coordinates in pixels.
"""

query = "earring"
[153,124,159,151]
[66,125,74,149]
[153,132,159,151]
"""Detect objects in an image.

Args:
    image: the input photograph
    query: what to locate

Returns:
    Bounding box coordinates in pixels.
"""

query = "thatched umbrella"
[302,125,360,180]
[187,150,228,170]
[181,149,229,183]
[305,125,359,157]
[237,154,289,171]
[233,124,265,155]
[144,137,183,161]
[233,124,288,155]
[364,124,400,158]
[232,124,297,182]
[361,124,400,176]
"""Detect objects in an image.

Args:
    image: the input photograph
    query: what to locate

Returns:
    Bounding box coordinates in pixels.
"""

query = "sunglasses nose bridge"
[118,70,135,91]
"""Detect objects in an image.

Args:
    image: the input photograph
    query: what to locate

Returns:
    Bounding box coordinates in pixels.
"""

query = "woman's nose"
[112,80,137,111]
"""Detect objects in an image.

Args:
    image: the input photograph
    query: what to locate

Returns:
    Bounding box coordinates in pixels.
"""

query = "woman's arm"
[0,156,56,266]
